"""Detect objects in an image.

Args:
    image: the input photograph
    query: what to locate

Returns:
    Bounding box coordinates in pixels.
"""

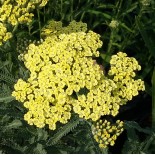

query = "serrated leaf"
[33,143,47,154]
[37,128,48,141]
[0,96,15,103]
[46,117,81,146]
[0,71,16,84]
[0,109,23,118]
[125,121,152,134]
[6,119,22,129]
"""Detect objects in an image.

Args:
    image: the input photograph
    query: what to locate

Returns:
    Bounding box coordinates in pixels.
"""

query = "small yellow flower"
[92,119,124,148]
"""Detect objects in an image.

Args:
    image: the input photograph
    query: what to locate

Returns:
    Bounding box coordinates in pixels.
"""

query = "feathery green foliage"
[46,116,81,146]
[0,0,154,153]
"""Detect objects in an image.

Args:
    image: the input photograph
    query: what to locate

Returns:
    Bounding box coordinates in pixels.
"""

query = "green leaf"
[125,121,152,134]
[97,4,114,9]
[0,109,23,118]
[136,18,155,59]
[6,119,22,129]
[86,10,112,20]
[120,22,134,33]
[100,53,111,64]
[46,117,81,146]
[0,96,14,103]
[122,2,138,16]
[0,71,16,84]
[33,143,47,154]
[36,128,48,141]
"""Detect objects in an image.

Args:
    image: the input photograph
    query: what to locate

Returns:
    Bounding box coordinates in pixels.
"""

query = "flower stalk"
[152,66,155,131]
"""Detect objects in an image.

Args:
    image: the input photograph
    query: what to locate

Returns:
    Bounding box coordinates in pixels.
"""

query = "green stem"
[0,96,14,102]
[80,12,85,21]
[152,66,155,131]
[143,133,155,151]
[121,4,144,50]
[105,29,114,62]
[37,8,41,39]
[28,24,31,36]
[43,7,46,23]
[60,0,63,21]
[107,29,114,54]
[12,24,19,34]
[116,0,123,18]
[70,0,73,21]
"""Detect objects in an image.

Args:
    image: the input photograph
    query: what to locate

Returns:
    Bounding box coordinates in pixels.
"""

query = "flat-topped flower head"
[12,20,103,130]
[108,52,145,102]
[12,20,145,148]
[0,0,49,25]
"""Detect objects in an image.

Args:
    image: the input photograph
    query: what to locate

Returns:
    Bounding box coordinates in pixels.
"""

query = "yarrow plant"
[0,0,48,45]
[12,20,145,148]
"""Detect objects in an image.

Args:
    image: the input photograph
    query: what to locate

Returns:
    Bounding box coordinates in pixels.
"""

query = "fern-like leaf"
[0,83,14,103]
[0,71,16,85]
[32,143,47,154]
[122,121,154,153]
[0,109,23,119]
[0,139,27,154]
[0,96,14,103]
[46,117,81,146]
[72,121,103,154]
[125,121,153,134]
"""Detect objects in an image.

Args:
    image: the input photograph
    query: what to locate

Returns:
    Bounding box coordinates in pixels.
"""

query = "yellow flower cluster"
[12,77,72,130]
[12,21,145,138]
[41,20,87,37]
[0,0,48,25]
[108,52,145,101]
[12,21,103,130]
[71,52,145,120]
[0,22,12,45]
[0,0,48,45]
[72,78,120,121]
[92,119,124,148]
